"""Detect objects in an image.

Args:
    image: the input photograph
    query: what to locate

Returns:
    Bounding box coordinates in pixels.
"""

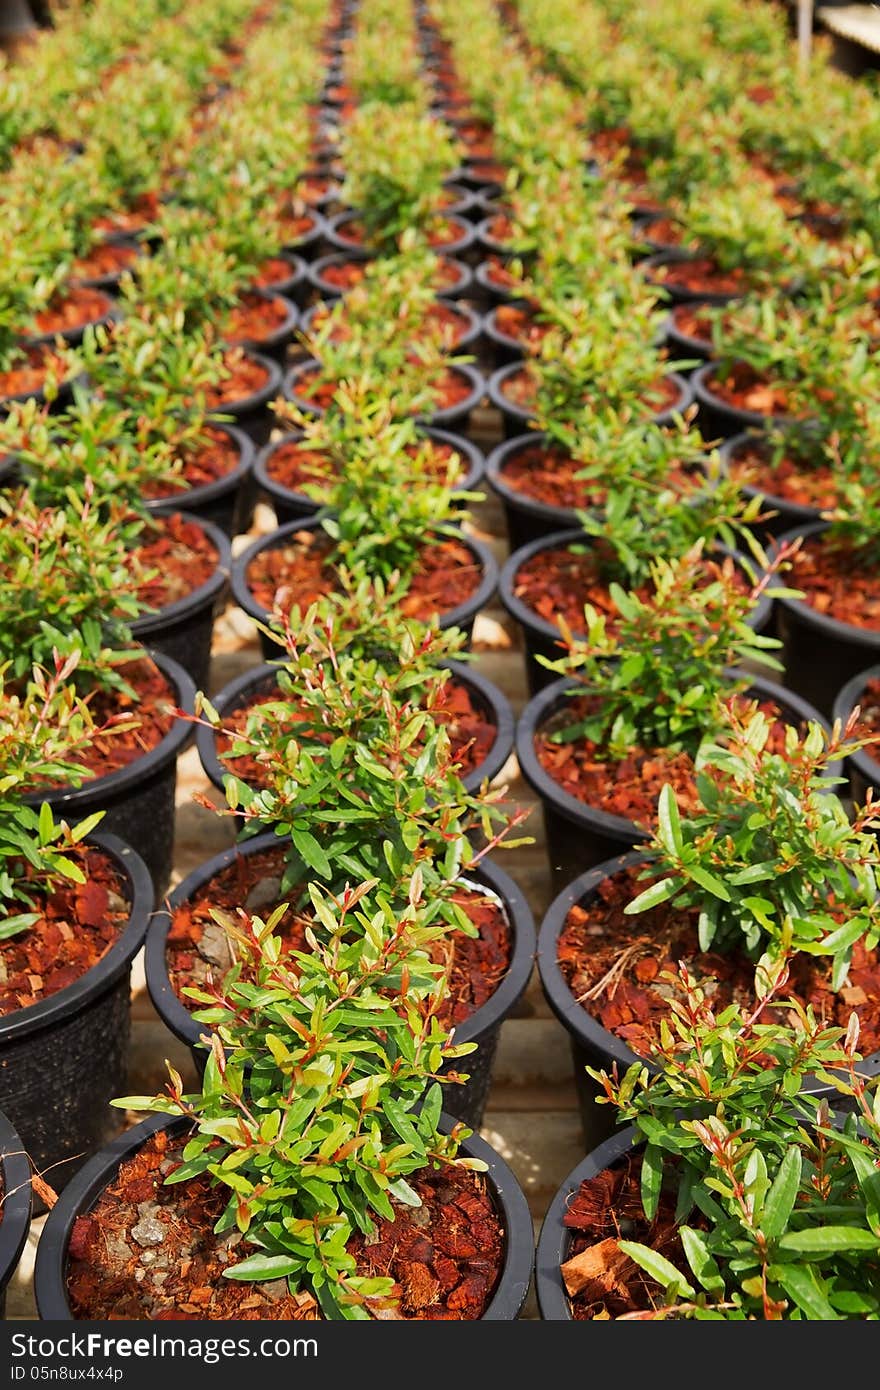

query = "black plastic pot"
[254,425,485,526]
[69,236,143,294]
[0,831,152,1194]
[23,649,195,903]
[499,527,774,697]
[486,362,693,441]
[662,305,714,364]
[278,208,327,261]
[832,665,880,809]
[207,349,283,449]
[717,431,824,539]
[130,511,231,693]
[145,833,534,1129]
[323,210,477,261]
[145,423,256,539]
[254,251,308,305]
[226,291,299,362]
[639,250,747,306]
[535,1127,639,1320]
[486,431,586,551]
[691,360,793,441]
[0,364,86,417]
[231,516,499,658]
[475,213,527,261]
[518,671,825,888]
[195,656,514,799]
[299,297,483,357]
[308,250,474,301]
[34,1107,533,1320]
[0,1107,33,1317]
[282,357,485,434]
[482,300,541,368]
[472,258,521,309]
[292,167,343,217]
[23,292,119,349]
[774,520,880,718]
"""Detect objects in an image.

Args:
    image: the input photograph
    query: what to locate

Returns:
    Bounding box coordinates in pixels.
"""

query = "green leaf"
[686,865,731,901]
[624,877,679,916]
[224,1253,301,1281]
[640,1142,663,1221]
[37,800,53,847]
[778,1226,880,1255]
[290,827,331,878]
[680,1227,724,1296]
[774,1263,841,1320]
[618,1241,695,1299]
[761,1146,801,1240]
[656,785,683,856]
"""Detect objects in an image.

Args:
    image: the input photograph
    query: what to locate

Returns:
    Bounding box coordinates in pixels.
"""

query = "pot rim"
[298,297,483,354]
[130,509,231,635]
[485,361,694,429]
[254,423,485,514]
[498,526,771,646]
[194,654,513,797]
[517,670,833,843]
[691,359,795,430]
[716,430,824,528]
[225,290,299,354]
[145,422,255,516]
[773,520,880,647]
[322,209,475,258]
[145,830,534,1054]
[230,514,497,634]
[831,662,880,787]
[0,1106,33,1297]
[34,1108,533,1320]
[22,648,196,810]
[208,349,283,419]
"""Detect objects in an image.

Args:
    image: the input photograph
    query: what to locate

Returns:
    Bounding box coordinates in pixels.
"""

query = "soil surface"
[561,1155,691,1319]
[0,849,129,1015]
[557,862,880,1057]
[224,292,292,346]
[0,345,72,400]
[131,513,219,610]
[27,287,113,337]
[534,692,804,827]
[702,363,793,418]
[244,529,483,623]
[499,366,681,418]
[141,427,241,499]
[203,353,271,410]
[264,434,470,499]
[70,242,139,285]
[725,438,837,510]
[646,257,750,298]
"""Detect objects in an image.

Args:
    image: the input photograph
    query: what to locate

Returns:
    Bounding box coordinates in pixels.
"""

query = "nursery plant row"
[0,0,880,1322]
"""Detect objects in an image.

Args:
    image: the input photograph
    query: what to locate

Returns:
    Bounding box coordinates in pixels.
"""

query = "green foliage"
[115,884,484,1319]
[589,966,880,1319]
[626,704,880,979]
[340,103,462,248]
[539,542,786,759]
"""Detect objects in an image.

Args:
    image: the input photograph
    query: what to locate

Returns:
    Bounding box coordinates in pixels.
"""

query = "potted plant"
[536,702,880,1148]
[536,962,880,1319]
[516,538,802,881]
[0,653,153,1190]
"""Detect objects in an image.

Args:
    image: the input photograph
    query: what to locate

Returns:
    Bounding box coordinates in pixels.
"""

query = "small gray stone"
[104,1234,133,1265]
[151,1272,169,1287]
[257,1280,290,1303]
[139,1249,157,1266]
[131,1216,166,1248]
[134,1267,146,1282]
[198,921,234,970]
[244,876,282,913]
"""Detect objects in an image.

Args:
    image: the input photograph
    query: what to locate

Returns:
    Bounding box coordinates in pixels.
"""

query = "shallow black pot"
[662,306,713,364]
[535,1127,638,1319]
[34,1107,533,1320]
[308,250,474,301]
[299,298,483,358]
[718,431,824,539]
[832,664,880,809]
[144,833,534,1130]
[323,210,477,262]
[639,250,747,306]
[0,366,86,417]
[226,291,299,362]
[69,236,143,294]
[230,516,499,658]
[499,527,774,697]
[472,258,521,309]
[0,1108,33,1317]
[146,423,256,538]
[518,670,825,888]
[195,656,514,798]
[486,362,693,441]
[254,425,484,526]
[773,520,880,718]
[486,432,584,551]
[255,251,309,306]
[482,301,537,368]
[207,349,283,449]
[130,511,231,693]
[23,649,196,903]
[23,293,119,350]
[278,208,327,261]
[537,848,879,1154]
[282,357,485,434]
[0,831,152,1194]
[691,360,793,441]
